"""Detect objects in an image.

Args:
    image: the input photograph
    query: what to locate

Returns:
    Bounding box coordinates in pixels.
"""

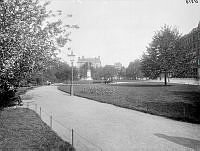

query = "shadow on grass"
[154,133,200,150]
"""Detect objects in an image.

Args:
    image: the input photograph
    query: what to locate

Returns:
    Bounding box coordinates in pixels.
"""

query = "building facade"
[179,22,200,78]
[114,62,123,71]
[77,56,101,68]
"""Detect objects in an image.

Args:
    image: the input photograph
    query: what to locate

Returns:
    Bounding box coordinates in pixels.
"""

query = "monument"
[86,62,92,80]
[86,69,92,80]
[77,56,101,80]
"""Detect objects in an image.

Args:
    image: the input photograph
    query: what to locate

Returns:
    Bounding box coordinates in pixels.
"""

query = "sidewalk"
[0,107,74,150]
[148,78,200,85]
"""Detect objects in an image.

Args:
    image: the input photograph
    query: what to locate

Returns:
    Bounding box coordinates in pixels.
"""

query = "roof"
[77,57,101,63]
[181,21,200,39]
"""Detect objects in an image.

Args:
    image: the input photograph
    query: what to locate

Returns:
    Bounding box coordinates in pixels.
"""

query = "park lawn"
[0,107,74,150]
[58,82,200,123]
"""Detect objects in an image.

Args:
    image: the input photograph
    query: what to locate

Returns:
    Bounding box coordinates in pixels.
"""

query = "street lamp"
[68,50,75,96]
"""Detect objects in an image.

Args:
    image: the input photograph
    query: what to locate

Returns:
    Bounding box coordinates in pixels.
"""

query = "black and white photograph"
[0,0,200,150]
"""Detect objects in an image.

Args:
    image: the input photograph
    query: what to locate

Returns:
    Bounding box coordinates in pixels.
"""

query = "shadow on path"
[155,133,200,150]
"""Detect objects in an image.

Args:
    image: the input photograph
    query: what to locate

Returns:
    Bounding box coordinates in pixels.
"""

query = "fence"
[24,102,103,151]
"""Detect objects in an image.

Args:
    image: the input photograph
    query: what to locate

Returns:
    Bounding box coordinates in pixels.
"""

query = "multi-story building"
[179,22,200,78]
[114,62,123,71]
[77,56,101,68]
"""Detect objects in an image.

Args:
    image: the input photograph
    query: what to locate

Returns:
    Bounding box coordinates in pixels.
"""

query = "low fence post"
[72,129,74,147]
[40,107,41,117]
[184,106,186,120]
[35,104,37,112]
[50,114,52,128]
[146,103,149,111]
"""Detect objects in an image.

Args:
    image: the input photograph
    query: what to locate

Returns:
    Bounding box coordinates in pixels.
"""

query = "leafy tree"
[171,45,196,78]
[54,61,78,83]
[126,60,143,80]
[100,65,117,80]
[0,0,73,86]
[92,67,103,80]
[140,49,161,79]
[117,66,126,80]
[141,25,181,85]
[54,62,71,82]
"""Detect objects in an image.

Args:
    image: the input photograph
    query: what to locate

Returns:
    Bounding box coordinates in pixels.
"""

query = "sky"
[44,0,200,67]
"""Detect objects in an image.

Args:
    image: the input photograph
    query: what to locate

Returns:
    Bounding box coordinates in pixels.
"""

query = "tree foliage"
[117,66,126,79]
[100,65,117,80]
[141,25,182,84]
[126,59,143,80]
[54,62,71,82]
[0,0,72,86]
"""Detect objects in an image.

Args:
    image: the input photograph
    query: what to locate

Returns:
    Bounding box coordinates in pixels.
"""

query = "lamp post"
[68,50,75,96]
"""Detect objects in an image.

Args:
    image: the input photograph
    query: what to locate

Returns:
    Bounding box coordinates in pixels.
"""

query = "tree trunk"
[164,70,167,86]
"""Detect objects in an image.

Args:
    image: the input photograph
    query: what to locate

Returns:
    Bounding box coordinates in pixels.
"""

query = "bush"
[0,82,22,108]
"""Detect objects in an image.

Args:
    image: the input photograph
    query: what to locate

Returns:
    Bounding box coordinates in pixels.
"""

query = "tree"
[126,60,143,80]
[54,62,71,82]
[92,67,103,80]
[78,62,95,79]
[0,0,73,86]
[141,25,181,85]
[140,49,161,79]
[117,67,126,80]
[100,65,117,80]
[54,61,78,83]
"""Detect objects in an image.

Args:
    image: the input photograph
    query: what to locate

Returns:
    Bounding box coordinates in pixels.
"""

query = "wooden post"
[72,129,74,147]
[50,114,52,128]
[71,62,74,96]
[183,106,186,120]
[35,104,37,112]
[164,70,167,86]
[40,107,41,117]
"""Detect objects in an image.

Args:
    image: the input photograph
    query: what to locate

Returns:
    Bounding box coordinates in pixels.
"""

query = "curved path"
[23,86,200,151]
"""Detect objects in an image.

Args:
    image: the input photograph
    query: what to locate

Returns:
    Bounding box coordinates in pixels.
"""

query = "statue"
[86,62,92,80]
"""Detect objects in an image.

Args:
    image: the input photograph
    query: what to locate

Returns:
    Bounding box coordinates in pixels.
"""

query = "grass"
[58,81,200,123]
[0,107,74,150]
